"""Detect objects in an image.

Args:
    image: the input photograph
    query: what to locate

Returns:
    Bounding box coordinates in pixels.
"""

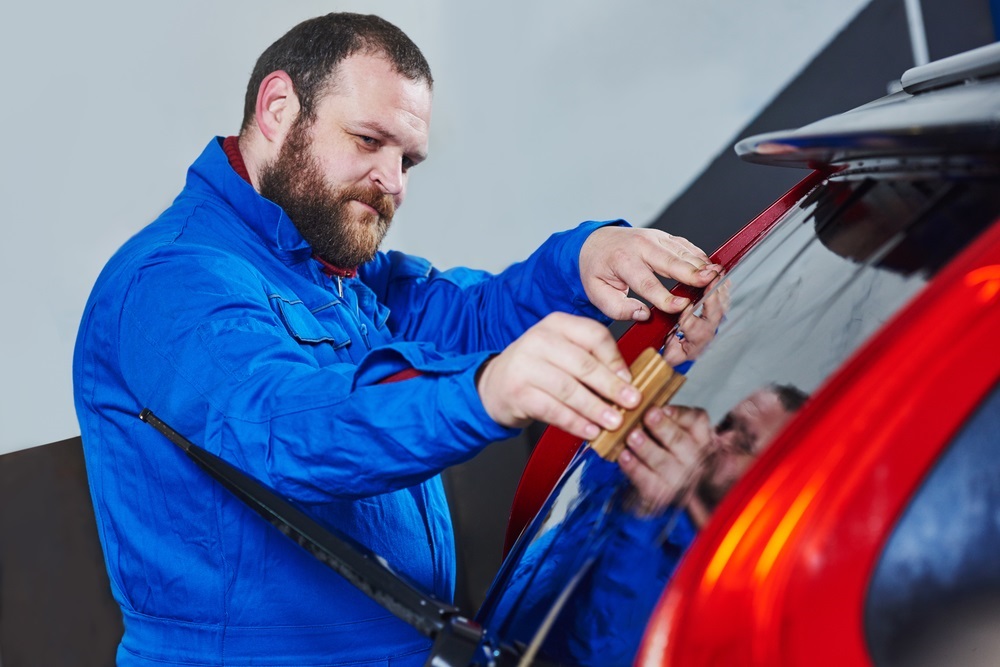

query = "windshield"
[477,170,1000,666]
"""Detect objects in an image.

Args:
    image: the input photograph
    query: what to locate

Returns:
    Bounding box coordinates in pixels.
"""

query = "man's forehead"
[729,389,788,432]
[325,54,431,107]
[316,54,432,146]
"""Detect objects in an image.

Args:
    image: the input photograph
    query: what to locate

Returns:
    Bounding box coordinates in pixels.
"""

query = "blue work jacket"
[73,137,617,666]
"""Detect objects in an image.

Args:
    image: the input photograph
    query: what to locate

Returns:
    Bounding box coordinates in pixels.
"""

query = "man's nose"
[713,430,735,452]
[369,153,404,197]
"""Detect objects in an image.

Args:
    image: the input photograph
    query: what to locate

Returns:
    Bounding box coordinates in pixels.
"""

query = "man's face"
[259,54,432,268]
[698,388,795,507]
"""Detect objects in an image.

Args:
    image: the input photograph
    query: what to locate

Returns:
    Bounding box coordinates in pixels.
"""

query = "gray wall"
[0,1,867,454]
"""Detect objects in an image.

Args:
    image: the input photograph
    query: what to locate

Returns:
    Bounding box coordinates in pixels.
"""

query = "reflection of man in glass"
[485,383,807,665]
[618,382,807,520]
[686,383,809,524]
[555,383,808,665]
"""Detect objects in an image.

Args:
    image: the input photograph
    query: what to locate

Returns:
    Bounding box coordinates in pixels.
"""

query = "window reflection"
[479,174,1000,665]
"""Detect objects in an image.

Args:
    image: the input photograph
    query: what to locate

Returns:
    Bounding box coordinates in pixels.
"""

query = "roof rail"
[901,41,1000,94]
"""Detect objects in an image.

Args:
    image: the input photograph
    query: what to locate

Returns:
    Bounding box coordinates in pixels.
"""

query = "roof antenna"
[904,0,930,66]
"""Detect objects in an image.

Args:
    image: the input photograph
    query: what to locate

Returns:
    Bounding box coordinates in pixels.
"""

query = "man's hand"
[662,278,730,367]
[579,226,723,321]
[476,312,641,441]
[618,405,713,516]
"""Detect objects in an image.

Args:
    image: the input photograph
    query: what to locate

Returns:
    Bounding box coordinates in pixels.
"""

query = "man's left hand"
[579,226,722,321]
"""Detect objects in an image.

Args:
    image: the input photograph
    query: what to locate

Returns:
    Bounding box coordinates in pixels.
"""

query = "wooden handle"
[590,348,686,462]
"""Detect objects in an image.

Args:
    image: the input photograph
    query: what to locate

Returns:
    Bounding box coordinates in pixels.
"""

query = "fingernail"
[620,450,633,464]
[662,405,675,417]
[646,407,664,425]
[620,386,641,407]
[627,429,645,448]
[633,308,649,321]
[617,368,632,383]
[584,423,600,440]
[602,409,622,430]
[671,296,689,309]
[699,267,719,279]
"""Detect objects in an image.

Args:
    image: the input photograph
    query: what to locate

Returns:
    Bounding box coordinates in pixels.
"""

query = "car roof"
[735,41,1000,168]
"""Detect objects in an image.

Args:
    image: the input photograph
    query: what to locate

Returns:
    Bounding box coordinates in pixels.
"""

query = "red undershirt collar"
[312,255,358,279]
[222,135,251,183]
[222,135,358,279]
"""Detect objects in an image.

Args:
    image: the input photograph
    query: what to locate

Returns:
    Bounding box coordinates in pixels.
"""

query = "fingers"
[617,405,714,514]
[476,313,642,440]
[656,405,714,447]
[579,227,723,320]
[662,305,717,366]
[699,278,731,327]
[584,284,655,322]
[661,279,732,366]
[533,352,638,436]
[540,312,634,389]
[605,258,696,316]
[651,233,718,284]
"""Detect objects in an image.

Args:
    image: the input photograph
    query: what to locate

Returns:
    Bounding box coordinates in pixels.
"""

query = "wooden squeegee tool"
[590,347,686,462]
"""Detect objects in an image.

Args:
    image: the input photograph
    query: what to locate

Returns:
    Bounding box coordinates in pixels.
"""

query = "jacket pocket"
[273,296,351,348]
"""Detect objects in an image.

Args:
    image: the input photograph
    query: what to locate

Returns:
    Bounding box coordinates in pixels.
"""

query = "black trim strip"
[138,409,460,639]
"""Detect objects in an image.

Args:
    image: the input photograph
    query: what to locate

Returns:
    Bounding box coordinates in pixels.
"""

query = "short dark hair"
[769,383,810,413]
[240,13,433,132]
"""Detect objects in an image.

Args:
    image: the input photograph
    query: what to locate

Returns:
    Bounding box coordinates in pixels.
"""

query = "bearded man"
[73,13,722,666]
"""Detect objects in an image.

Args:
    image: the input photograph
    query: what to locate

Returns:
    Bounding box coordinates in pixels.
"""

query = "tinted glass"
[478,171,1000,665]
[865,381,1000,667]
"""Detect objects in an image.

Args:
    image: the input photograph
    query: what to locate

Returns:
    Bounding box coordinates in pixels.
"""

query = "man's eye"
[717,414,734,434]
[402,156,414,171]
[358,135,377,146]
[736,434,756,455]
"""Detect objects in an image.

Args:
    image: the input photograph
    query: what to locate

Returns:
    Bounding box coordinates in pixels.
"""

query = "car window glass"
[478,172,1000,665]
[865,381,1000,667]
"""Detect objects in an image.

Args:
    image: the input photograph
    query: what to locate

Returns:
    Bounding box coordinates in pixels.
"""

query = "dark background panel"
[0,438,122,667]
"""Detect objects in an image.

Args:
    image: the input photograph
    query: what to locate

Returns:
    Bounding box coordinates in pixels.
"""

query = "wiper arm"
[139,408,524,667]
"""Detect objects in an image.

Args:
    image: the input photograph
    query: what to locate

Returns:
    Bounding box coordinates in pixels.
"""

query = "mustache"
[340,185,395,220]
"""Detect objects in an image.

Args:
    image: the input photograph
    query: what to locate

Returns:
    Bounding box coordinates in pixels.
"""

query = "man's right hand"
[476,312,641,441]
[618,405,714,516]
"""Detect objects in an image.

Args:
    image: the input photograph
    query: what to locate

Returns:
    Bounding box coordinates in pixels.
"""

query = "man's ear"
[255,71,300,143]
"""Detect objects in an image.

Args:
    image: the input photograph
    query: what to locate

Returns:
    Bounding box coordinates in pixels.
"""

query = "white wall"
[0,0,868,454]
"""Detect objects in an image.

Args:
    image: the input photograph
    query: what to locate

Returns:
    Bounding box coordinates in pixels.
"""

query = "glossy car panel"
[640,210,1000,666]
[865,382,1000,666]
[736,42,1000,169]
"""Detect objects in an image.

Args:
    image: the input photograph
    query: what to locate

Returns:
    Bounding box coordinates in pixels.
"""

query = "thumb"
[587,283,651,321]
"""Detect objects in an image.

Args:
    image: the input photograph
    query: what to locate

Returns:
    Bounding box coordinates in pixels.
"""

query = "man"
[73,13,721,666]
[630,383,809,522]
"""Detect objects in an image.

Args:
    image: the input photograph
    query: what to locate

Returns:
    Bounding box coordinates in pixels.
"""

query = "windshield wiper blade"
[139,408,521,666]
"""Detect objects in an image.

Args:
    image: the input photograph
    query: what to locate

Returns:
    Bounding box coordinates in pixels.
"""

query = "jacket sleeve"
[359,220,627,352]
[114,244,518,504]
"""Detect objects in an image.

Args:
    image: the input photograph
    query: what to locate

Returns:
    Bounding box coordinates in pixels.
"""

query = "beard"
[258,118,395,268]
[695,448,754,511]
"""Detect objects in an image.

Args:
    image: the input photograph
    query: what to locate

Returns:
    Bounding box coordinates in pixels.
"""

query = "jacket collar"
[185,137,313,266]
